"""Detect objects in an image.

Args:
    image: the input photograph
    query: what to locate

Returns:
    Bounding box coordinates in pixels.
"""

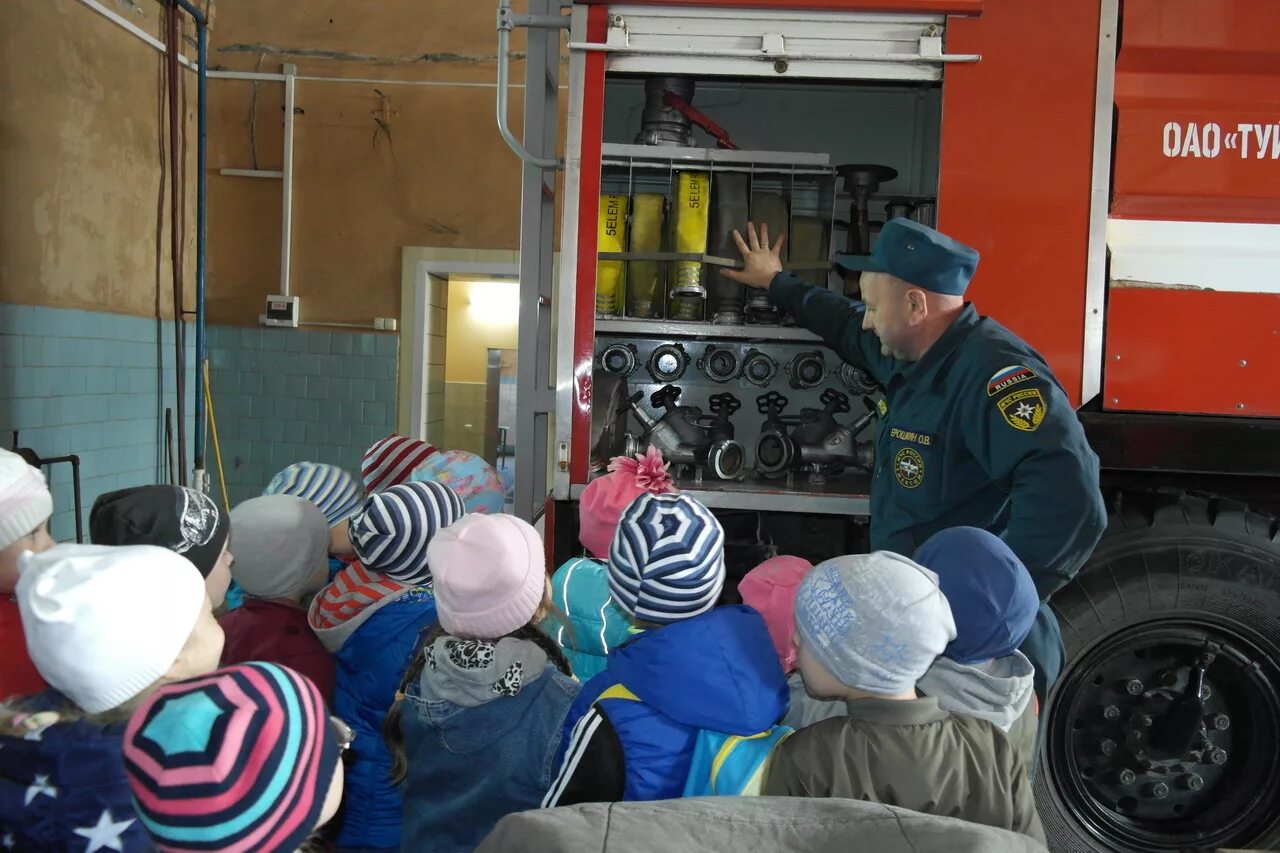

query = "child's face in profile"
[328,519,354,556]
[793,631,849,700]
[0,519,54,594]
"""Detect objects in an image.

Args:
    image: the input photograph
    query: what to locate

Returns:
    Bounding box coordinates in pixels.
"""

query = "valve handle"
[820,388,851,414]
[756,390,789,416]
[650,385,682,411]
[709,393,741,416]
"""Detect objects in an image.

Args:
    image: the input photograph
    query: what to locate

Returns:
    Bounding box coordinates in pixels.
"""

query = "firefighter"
[723,218,1107,717]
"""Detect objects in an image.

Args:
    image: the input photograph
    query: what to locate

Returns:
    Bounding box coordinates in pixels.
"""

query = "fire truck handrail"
[497,1,565,169]
[567,41,981,64]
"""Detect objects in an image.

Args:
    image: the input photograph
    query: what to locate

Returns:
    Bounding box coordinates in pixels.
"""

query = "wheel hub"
[1049,619,1280,850]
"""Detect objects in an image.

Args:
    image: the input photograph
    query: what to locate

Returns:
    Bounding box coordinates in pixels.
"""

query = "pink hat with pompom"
[738,555,814,673]
[577,446,676,559]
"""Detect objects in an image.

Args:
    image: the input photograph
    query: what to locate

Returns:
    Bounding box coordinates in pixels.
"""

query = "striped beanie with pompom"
[362,434,437,493]
[349,481,464,584]
[608,492,725,625]
[264,462,364,527]
[123,663,342,853]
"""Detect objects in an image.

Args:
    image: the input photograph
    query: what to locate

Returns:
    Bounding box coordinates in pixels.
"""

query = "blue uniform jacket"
[0,693,151,852]
[543,605,788,806]
[770,271,1106,599]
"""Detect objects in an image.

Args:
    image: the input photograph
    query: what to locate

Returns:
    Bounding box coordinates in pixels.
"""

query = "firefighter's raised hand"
[721,221,786,290]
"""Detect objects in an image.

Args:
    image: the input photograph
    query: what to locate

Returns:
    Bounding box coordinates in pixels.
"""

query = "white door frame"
[399,249,519,442]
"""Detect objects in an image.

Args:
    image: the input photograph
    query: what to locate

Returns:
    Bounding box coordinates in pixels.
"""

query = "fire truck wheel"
[1035,489,1280,852]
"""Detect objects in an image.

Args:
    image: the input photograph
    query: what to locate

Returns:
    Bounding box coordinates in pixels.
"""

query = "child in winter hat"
[0,544,224,852]
[411,449,506,515]
[607,492,726,624]
[363,433,438,493]
[914,527,1040,767]
[124,662,346,853]
[218,495,335,699]
[545,447,675,680]
[386,513,579,853]
[763,553,1045,843]
[265,461,364,526]
[545,492,789,806]
[0,448,55,699]
[90,484,234,607]
[737,556,844,729]
[578,446,677,560]
[738,556,813,672]
[307,479,465,850]
[264,460,364,558]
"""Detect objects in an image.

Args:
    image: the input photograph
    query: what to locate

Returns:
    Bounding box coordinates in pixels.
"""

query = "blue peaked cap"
[834,218,979,296]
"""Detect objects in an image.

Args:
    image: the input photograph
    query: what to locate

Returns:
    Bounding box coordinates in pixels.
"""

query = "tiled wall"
[205,325,399,507]
[0,304,195,541]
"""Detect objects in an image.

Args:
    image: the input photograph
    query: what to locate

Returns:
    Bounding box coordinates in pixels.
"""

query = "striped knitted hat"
[410,449,506,515]
[608,493,726,625]
[362,434,437,493]
[263,462,363,527]
[123,662,342,853]
[349,481,464,584]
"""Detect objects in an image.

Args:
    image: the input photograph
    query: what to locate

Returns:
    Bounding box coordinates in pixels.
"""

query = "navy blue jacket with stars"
[770,272,1106,599]
[0,691,150,852]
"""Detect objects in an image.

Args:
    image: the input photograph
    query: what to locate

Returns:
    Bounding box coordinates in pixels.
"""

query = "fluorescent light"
[466,280,519,326]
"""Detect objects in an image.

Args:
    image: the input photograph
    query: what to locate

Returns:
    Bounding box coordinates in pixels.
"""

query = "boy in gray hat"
[763,552,1044,844]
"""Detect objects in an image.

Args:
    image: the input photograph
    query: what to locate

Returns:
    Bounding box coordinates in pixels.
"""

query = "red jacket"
[0,597,46,701]
[219,599,336,701]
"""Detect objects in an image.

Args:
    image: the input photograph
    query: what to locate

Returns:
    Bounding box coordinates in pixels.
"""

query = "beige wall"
[0,0,197,317]
[444,278,519,384]
[206,0,562,327]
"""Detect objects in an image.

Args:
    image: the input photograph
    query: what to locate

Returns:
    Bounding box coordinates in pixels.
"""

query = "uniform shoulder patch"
[987,364,1038,397]
[996,387,1048,432]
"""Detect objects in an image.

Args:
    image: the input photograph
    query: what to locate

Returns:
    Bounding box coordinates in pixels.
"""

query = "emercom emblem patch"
[894,447,924,489]
[997,387,1047,432]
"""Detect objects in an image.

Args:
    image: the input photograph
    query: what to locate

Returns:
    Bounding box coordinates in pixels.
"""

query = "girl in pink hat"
[384,513,579,853]
[737,555,845,729]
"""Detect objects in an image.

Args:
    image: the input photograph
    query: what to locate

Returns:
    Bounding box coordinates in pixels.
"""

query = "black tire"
[1036,489,1280,853]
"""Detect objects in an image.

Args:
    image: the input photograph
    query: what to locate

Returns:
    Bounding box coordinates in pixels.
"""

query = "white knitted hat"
[17,544,206,714]
[0,449,53,551]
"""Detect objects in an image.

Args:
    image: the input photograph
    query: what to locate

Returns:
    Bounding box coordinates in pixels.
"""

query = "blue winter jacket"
[545,557,633,681]
[545,605,789,805]
[310,566,439,850]
[0,692,151,852]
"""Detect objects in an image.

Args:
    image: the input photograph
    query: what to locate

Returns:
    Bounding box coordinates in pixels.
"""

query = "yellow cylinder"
[596,194,629,316]
[670,171,710,300]
[627,193,665,318]
[790,216,830,287]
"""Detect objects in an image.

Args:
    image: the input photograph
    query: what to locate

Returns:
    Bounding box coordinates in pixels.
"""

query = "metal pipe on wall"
[167,0,208,488]
[164,1,188,486]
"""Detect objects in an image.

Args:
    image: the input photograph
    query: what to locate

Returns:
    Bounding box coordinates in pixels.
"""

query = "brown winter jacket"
[763,694,1045,844]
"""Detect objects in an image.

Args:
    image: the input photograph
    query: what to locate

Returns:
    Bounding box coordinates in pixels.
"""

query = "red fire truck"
[499,1,1280,849]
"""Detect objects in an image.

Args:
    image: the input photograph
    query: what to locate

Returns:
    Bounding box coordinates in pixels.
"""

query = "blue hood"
[548,557,633,659]
[606,605,787,734]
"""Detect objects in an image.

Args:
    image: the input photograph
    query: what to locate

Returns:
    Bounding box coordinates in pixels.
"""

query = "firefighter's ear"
[905,286,929,323]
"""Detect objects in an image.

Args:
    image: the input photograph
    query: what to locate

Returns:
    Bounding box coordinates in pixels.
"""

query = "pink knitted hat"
[578,446,676,559]
[427,514,547,639]
[738,555,814,673]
